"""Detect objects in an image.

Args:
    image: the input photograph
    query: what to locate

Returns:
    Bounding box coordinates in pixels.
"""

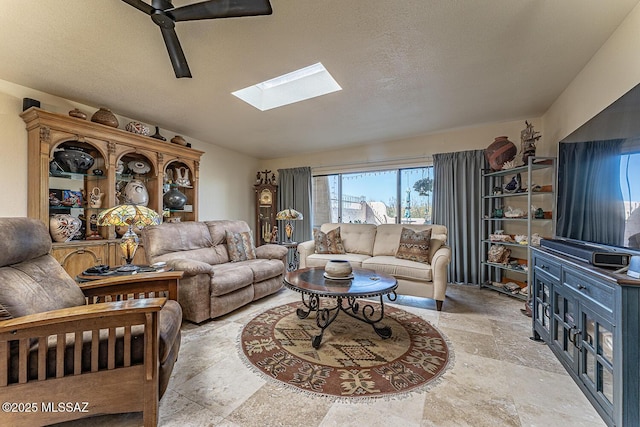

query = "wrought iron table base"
[296,291,397,349]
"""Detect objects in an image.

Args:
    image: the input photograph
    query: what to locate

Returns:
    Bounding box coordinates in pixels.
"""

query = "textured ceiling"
[0,0,638,159]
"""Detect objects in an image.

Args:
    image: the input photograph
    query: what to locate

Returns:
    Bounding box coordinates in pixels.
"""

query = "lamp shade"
[97,204,162,227]
[97,205,161,270]
[276,208,303,221]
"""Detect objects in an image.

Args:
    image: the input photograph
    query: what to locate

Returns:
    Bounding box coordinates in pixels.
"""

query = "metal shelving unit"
[479,156,556,301]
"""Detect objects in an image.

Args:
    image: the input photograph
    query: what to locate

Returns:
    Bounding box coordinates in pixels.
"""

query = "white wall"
[0,79,259,224]
[543,2,640,148]
[260,118,545,174]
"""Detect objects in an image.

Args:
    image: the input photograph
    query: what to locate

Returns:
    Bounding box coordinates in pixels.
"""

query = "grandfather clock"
[254,170,278,246]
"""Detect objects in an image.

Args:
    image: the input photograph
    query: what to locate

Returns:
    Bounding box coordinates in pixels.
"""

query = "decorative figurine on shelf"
[503,173,522,193]
[49,192,61,206]
[262,221,272,243]
[521,120,541,165]
[270,225,279,244]
[487,244,511,264]
[504,206,526,218]
[256,169,276,185]
[86,213,103,240]
[151,126,166,141]
[89,187,104,208]
[174,166,192,188]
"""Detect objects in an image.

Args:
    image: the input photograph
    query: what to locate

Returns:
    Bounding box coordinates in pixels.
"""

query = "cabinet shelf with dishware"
[162,160,196,222]
[22,107,203,276]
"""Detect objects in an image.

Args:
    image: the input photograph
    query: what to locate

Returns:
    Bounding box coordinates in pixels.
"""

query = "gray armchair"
[0,217,182,426]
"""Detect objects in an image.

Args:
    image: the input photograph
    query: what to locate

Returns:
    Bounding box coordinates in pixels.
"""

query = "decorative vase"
[91,108,119,128]
[89,187,104,208]
[127,160,151,174]
[123,179,149,206]
[163,185,187,210]
[325,260,353,278]
[68,108,87,120]
[174,166,191,187]
[125,121,151,136]
[151,126,166,141]
[171,135,187,146]
[49,214,81,242]
[485,136,517,171]
[53,146,95,173]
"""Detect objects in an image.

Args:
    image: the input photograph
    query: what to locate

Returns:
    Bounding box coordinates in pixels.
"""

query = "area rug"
[239,301,453,400]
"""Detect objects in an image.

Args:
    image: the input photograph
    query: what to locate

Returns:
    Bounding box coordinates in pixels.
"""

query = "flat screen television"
[555,82,640,255]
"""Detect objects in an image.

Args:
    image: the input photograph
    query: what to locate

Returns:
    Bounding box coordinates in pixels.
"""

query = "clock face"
[260,189,273,205]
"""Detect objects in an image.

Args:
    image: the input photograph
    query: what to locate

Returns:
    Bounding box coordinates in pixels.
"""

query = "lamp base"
[116,264,140,272]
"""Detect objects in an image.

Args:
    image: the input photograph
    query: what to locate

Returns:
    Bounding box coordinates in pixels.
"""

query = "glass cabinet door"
[533,275,553,339]
[259,205,273,244]
[552,286,579,370]
[580,307,615,414]
[254,183,277,246]
[49,141,108,241]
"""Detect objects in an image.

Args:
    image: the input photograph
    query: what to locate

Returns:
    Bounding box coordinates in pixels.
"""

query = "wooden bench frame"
[0,271,182,427]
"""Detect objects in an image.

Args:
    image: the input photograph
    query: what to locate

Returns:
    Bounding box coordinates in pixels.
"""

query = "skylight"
[232,62,342,111]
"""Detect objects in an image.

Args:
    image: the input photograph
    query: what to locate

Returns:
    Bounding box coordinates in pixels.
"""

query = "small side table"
[279,242,299,271]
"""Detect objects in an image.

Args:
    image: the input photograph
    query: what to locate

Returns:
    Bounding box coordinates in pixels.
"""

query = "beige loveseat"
[142,220,288,322]
[298,223,451,310]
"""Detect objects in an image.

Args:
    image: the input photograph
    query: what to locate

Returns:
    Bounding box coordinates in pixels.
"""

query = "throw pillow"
[226,230,257,262]
[313,227,346,254]
[395,227,432,263]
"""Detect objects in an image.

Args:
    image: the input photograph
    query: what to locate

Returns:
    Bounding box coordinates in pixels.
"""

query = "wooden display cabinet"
[21,107,203,276]
[51,241,109,279]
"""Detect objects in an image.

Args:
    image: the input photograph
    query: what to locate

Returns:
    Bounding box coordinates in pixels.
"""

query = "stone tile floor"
[58,284,606,427]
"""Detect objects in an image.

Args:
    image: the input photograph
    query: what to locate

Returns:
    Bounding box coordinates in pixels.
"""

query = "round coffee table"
[284,267,398,348]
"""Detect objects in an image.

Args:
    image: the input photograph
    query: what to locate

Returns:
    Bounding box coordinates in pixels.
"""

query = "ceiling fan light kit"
[121,0,273,78]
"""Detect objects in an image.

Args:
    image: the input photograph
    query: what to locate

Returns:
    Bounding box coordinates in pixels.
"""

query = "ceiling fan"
[121,0,272,78]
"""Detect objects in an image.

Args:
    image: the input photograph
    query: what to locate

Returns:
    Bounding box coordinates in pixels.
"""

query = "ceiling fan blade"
[120,0,155,15]
[160,27,192,78]
[169,0,272,22]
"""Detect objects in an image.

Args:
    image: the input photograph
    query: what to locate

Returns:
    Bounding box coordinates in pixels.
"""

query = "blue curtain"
[557,140,625,246]
[432,149,486,284]
[277,167,312,243]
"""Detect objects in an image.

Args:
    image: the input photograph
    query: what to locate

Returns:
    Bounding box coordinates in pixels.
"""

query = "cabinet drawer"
[564,270,614,317]
[534,254,561,280]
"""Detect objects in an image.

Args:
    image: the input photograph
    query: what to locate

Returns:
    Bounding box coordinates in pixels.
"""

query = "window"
[312,167,433,227]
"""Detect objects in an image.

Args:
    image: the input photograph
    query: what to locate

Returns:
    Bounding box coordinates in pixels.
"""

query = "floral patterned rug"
[239,301,452,400]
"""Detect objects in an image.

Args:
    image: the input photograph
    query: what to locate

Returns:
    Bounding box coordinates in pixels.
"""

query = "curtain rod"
[312,155,433,175]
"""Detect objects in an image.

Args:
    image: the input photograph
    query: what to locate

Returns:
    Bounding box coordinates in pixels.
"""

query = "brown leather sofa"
[0,217,182,426]
[142,220,288,323]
